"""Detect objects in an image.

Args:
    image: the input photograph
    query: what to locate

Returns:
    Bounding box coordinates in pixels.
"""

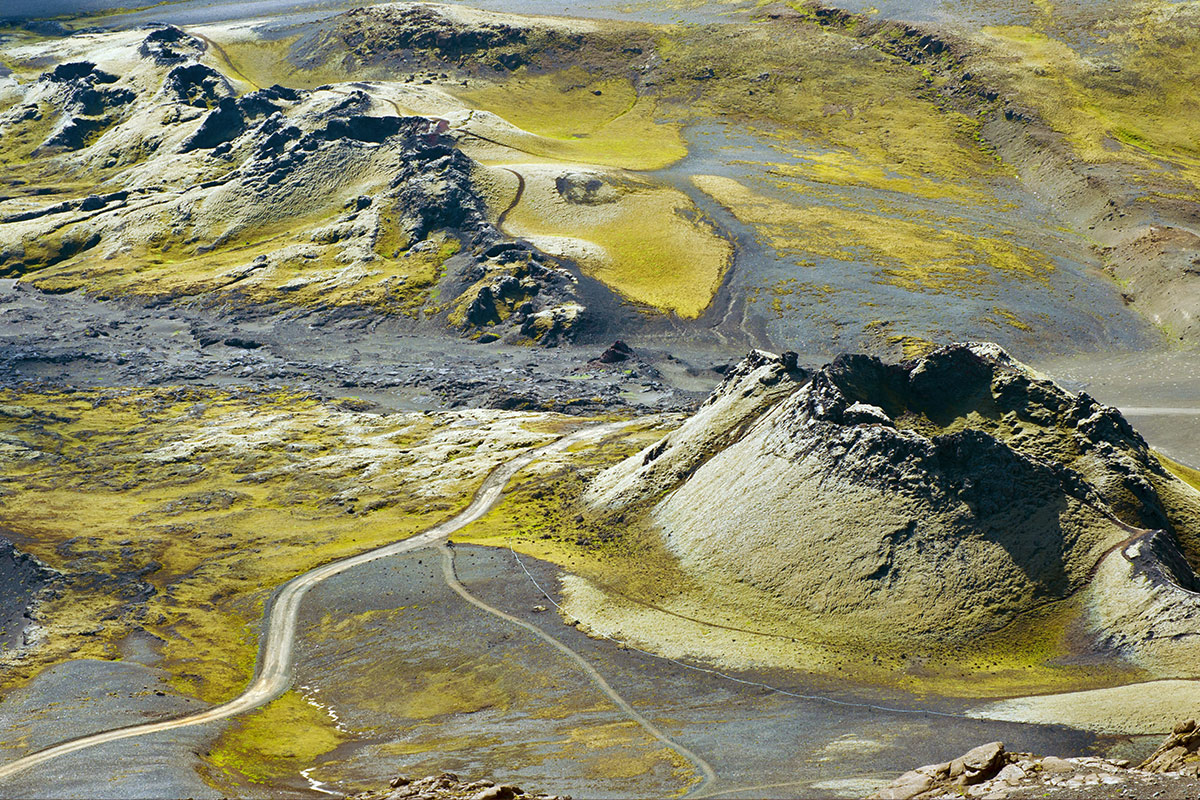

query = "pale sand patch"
[968,679,1200,735]
[557,573,839,674]
[809,777,894,797]
[419,2,602,35]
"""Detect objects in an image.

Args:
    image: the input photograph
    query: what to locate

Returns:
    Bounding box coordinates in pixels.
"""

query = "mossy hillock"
[588,343,1200,666]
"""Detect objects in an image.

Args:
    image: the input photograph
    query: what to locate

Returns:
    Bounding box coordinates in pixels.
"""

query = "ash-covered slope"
[589,344,1200,650]
[0,25,585,344]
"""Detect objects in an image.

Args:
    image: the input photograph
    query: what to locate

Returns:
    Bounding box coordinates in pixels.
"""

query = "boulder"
[595,340,633,364]
[951,741,1005,785]
[1141,717,1200,773]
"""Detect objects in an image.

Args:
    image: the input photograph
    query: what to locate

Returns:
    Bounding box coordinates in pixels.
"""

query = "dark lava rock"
[184,86,303,151]
[139,25,206,65]
[36,62,134,151]
[183,96,245,151]
[0,537,58,651]
[484,390,543,411]
[322,5,528,64]
[318,115,410,143]
[466,286,501,326]
[595,340,633,364]
[164,62,232,109]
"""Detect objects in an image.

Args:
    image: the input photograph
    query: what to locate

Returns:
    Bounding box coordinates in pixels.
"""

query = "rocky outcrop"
[0,537,59,652]
[1141,718,1200,775]
[349,772,568,800]
[293,4,587,76]
[138,25,206,65]
[35,61,135,151]
[589,344,1200,645]
[585,349,809,510]
[872,726,1200,800]
[163,62,232,110]
[593,340,633,364]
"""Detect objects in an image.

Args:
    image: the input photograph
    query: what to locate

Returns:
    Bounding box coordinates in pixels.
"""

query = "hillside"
[588,344,1200,664]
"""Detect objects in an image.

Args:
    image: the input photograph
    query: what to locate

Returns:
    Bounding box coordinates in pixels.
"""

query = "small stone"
[1174,719,1197,735]
[995,764,1026,786]
[1040,756,1076,773]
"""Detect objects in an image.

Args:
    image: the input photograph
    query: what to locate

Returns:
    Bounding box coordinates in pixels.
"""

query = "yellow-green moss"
[21,213,461,316]
[693,174,1052,294]
[655,19,1007,197]
[205,691,348,787]
[974,10,1200,195]
[1159,452,1200,493]
[455,68,687,171]
[453,412,1144,698]
[500,175,731,318]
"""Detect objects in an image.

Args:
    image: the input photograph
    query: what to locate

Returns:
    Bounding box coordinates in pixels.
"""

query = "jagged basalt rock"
[594,340,633,364]
[164,63,232,109]
[0,28,585,344]
[139,25,206,65]
[34,61,134,151]
[182,96,245,150]
[0,537,59,652]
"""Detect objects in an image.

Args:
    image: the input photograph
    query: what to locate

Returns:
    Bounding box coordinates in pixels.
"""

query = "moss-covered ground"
[0,389,565,705]
[3,1,1160,339]
[1160,454,1200,494]
[970,3,1200,197]
[203,690,349,789]
[693,174,1052,296]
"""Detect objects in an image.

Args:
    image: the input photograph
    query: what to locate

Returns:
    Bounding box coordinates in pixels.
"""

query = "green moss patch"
[205,691,349,787]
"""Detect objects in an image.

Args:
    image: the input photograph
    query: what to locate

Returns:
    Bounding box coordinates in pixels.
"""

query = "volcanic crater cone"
[587,344,1200,663]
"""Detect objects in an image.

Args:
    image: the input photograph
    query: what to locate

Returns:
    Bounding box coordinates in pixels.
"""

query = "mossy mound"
[589,344,1200,660]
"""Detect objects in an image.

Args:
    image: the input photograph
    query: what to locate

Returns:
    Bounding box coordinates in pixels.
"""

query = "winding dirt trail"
[439,543,718,795]
[0,422,626,782]
[495,167,526,231]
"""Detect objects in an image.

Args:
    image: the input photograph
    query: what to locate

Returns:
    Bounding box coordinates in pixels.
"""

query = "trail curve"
[0,422,624,781]
[495,167,526,231]
[439,543,718,796]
